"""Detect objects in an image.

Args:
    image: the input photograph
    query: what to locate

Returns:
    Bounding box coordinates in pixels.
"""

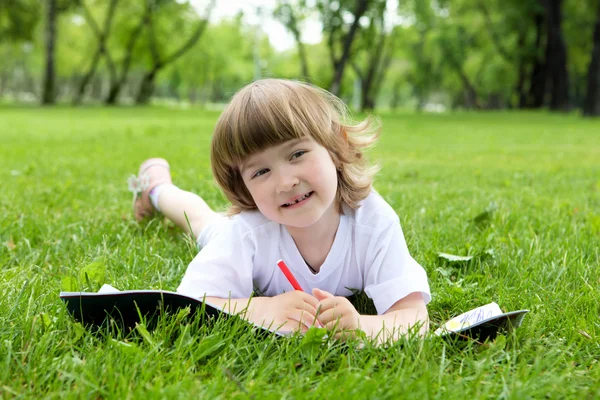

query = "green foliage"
[1,0,599,111]
[165,15,256,102]
[396,0,598,110]
[0,0,40,42]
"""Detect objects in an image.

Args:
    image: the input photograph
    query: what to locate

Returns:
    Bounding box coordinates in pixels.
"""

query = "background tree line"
[1,0,599,116]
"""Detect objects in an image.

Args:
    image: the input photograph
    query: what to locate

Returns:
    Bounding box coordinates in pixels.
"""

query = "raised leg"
[131,158,220,241]
[155,185,220,241]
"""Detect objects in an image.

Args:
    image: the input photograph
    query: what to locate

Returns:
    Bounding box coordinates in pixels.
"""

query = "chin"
[284,212,326,228]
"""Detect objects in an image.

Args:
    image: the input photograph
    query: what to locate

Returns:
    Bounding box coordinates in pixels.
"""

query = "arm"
[357,292,429,342]
[314,289,428,344]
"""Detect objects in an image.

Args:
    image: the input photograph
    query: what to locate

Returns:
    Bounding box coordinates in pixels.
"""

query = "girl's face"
[239,136,339,229]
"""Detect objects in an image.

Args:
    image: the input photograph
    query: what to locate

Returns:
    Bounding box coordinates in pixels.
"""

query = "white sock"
[149,184,174,212]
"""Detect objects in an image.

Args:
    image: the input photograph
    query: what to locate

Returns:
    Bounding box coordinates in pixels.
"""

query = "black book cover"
[60,290,226,330]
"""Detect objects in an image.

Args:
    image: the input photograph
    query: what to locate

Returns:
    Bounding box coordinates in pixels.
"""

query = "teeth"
[284,192,311,206]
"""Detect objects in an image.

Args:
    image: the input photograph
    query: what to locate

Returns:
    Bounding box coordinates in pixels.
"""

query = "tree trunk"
[360,34,387,111]
[390,79,402,111]
[516,61,528,108]
[105,84,121,105]
[329,0,370,96]
[105,18,144,105]
[544,0,570,111]
[297,39,310,82]
[369,46,394,111]
[0,71,7,96]
[290,9,310,81]
[444,47,480,108]
[73,47,103,105]
[515,29,529,108]
[41,0,57,105]
[528,11,547,108]
[135,69,158,105]
[583,1,600,116]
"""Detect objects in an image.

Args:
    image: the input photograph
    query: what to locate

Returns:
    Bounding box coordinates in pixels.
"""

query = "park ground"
[1,106,599,397]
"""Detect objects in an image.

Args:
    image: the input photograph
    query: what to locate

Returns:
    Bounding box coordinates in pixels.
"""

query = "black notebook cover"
[60,290,226,330]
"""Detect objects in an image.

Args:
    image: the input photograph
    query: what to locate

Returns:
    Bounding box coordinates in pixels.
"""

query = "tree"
[317,0,370,96]
[274,0,311,81]
[0,0,41,98]
[350,0,392,110]
[104,3,146,105]
[166,14,256,104]
[135,0,215,104]
[41,0,73,105]
[477,0,541,108]
[400,0,515,110]
[583,0,600,116]
[543,0,570,111]
[398,0,440,110]
[41,0,58,104]
[72,0,119,105]
[0,0,40,43]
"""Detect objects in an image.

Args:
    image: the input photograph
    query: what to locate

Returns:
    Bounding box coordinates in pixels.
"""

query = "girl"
[129,79,430,342]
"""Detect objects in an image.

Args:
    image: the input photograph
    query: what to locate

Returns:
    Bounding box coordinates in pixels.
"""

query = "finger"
[323,319,345,332]
[317,308,343,326]
[298,292,320,308]
[312,288,334,301]
[297,305,324,328]
[288,310,319,330]
[277,319,310,333]
[286,290,319,308]
[284,293,318,316]
[297,301,318,317]
[316,298,340,313]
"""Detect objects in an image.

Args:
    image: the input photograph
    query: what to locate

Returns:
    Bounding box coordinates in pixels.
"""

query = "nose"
[275,168,299,194]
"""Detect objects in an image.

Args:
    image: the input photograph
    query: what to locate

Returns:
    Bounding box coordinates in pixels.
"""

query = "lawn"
[1,106,599,398]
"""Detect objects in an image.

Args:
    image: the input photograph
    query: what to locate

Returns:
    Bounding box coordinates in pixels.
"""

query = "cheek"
[317,157,338,182]
[245,181,272,208]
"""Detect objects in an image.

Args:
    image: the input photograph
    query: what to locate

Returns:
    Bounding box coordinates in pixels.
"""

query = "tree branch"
[144,0,162,68]
[478,0,513,63]
[162,1,214,67]
[116,16,145,83]
[80,0,118,76]
[329,0,370,95]
[351,61,364,81]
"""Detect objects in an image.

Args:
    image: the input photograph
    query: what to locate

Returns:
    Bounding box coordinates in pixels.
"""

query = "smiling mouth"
[281,191,314,207]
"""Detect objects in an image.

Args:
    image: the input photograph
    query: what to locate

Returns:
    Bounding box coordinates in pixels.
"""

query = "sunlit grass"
[1,106,599,397]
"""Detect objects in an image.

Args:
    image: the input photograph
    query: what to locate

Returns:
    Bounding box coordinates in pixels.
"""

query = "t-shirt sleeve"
[176,221,255,300]
[363,220,431,314]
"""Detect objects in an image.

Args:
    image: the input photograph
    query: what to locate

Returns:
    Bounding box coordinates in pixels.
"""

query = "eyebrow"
[241,137,309,174]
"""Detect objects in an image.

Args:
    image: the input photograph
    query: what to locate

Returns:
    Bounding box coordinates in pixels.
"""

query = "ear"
[313,288,334,301]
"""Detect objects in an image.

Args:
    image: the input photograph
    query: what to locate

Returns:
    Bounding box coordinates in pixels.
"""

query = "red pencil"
[277,259,303,291]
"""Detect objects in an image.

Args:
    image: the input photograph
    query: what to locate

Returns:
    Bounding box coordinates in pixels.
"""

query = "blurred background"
[1,0,599,116]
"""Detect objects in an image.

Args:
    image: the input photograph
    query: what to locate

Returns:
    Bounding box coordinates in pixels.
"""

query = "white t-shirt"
[177,191,431,314]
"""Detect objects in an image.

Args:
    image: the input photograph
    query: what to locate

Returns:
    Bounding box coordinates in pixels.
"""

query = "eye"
[252,168,269,178]
[291,150,306,160]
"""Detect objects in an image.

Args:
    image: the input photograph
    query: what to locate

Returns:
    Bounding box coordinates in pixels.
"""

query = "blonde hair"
[210,79,380,215]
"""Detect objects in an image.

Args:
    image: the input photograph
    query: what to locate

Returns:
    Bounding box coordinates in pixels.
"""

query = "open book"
[60,285,529,341]
[434,302,529,340]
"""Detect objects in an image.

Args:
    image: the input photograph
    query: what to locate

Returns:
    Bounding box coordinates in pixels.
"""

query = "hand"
[249,291,320,333]
[313,288,361,339]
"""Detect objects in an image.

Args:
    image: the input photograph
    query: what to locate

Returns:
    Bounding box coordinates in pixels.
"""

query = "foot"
[128,158,172,221]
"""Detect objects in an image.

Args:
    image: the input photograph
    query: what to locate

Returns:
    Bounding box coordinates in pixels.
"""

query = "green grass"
[1,106,599,398]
